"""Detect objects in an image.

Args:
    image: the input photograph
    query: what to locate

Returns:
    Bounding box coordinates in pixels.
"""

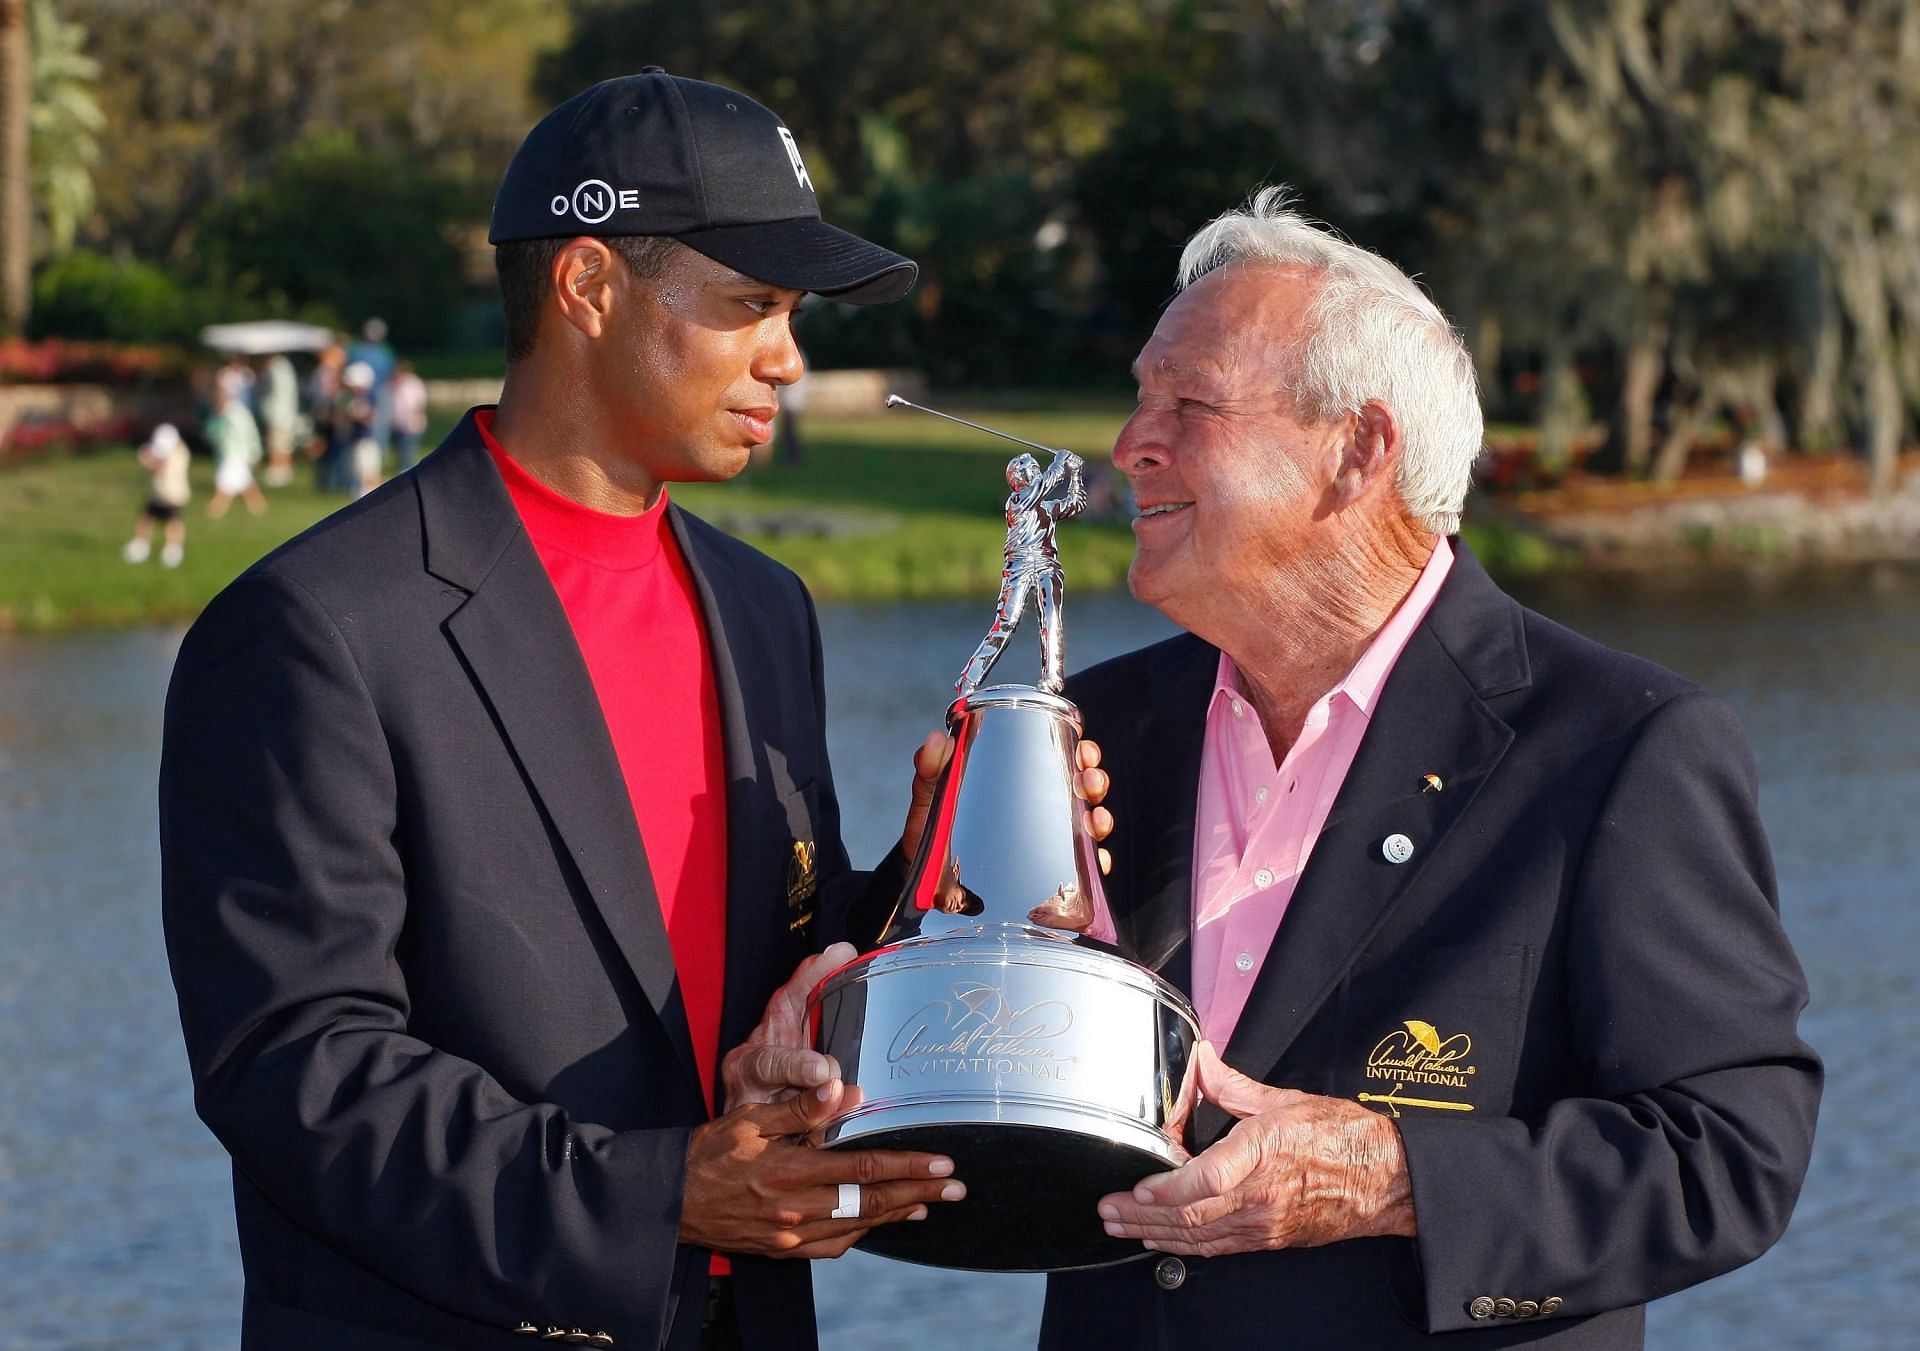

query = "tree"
[192,133,477,346]
[28,0,103,258]
[0,0,28,333]
[1301,0,1918,493]
[65,0,563,263]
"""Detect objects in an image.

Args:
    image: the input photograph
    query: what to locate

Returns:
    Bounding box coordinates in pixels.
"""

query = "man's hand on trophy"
[898,731,954,863]
[1094,1043,1416,1256]
[899,731,1113,875]
[678,1081,965,1259]
[721,943,857,1108]
[1076,737,1114,876]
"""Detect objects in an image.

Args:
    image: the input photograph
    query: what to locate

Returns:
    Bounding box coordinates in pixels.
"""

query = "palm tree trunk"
[0,0,28,335]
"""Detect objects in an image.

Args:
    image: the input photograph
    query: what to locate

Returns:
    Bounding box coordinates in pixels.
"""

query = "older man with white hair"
[1042,189,1819,1347]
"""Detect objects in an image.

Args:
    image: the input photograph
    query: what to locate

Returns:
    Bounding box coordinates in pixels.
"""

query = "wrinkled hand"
[1098,1043,1416,1257]
[679,1080,965,1259]
[721,943,857,1108]
[900,730,1113,875]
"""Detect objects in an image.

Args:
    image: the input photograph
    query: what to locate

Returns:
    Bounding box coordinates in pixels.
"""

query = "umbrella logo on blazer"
[1358,1017,1479,1117]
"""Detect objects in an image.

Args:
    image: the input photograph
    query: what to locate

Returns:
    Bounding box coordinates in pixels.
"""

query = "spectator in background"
[123,422,190,568]
[342,361,383,496]
[347,317,397,460]
[390,361,429,472]
[258,352,301,487]
[307,343,349,492]
[205,384,267,519]
[215,353,256,414]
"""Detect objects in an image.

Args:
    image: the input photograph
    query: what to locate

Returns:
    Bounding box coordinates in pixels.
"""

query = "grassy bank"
[0,402,1559,632]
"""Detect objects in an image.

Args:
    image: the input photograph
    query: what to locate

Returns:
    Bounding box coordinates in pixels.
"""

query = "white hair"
[1177,187,1482,535]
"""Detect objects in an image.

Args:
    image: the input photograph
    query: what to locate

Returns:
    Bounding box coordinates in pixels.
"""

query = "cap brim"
[676,217,917,305]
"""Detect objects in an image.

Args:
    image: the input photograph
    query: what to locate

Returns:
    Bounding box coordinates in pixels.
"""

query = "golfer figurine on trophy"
[957,446,1087,696]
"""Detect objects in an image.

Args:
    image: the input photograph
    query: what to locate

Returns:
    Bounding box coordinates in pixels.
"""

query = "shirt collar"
[476,407,671,572]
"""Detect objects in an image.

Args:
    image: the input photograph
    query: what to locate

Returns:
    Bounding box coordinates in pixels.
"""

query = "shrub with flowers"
[0,337,189,385]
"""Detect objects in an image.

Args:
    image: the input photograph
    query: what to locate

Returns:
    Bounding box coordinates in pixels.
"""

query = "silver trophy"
[807,398,1200,1272]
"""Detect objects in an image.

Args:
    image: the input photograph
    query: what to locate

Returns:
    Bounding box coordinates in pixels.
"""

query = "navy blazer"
[161,411,894,1350]
[1041,545,1820,1348]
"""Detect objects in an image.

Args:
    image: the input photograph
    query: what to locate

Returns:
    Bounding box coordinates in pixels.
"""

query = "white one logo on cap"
[776,127,814,193]
[549,179,642,224]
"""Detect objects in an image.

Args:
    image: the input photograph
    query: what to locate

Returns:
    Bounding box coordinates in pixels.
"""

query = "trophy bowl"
[807,686,1200,1272]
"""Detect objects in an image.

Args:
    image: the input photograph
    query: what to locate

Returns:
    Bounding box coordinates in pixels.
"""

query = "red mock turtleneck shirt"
[477,410,729,1115]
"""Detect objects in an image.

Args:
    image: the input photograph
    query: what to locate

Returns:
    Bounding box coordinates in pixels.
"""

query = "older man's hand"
[1098,1043,1416,1256]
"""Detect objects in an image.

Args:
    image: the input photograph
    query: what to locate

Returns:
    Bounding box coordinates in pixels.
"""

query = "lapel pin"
[1382,833,1416,864]
[1421,774,1444,793]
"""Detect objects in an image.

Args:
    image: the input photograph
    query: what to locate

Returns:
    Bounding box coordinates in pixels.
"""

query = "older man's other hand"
[1097,1043,1416,1256]
[721,943,857,1107]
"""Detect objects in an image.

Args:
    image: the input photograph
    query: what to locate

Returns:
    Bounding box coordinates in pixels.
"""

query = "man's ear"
[552,237,617,341]
[1333,401,1399,509]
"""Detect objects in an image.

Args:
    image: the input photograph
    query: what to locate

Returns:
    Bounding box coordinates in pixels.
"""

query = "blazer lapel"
[671,509,795,1093]
[1219,549,1528,1089]
[418,417,700,1093]
[1113,636,1217,983]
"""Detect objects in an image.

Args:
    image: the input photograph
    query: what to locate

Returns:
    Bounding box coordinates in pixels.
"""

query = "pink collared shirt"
[1190,538,1454,1045]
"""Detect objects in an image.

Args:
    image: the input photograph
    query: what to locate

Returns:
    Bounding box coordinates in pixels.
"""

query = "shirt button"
[1231,700,1244,718]
[1253,867,1274,888]
[1381,833,1415,864]
[1234,951,1254,973]
[1254,787,1268,805]
[1153,1256,1187,1290]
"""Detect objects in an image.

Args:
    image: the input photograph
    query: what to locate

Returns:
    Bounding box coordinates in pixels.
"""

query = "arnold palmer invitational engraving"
[886,982,1076,1080]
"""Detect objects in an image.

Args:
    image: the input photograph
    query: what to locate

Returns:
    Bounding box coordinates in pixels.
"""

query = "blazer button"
[1516,1300,1540,1317]
[1469,1296,1496,1319]
[590,1337,615,1349]
[1153,1256,1187,1290]
[1541,1296,1564,1315]
[1493,1298,1517,1317]
[514,1324,539,1336]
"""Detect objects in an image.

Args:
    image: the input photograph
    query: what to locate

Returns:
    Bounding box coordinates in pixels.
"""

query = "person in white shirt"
[258,353,302,487]
[205,385,267,518]
[123,422,192,568]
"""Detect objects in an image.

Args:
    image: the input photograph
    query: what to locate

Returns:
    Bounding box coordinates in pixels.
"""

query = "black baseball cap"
[489,68,916,305]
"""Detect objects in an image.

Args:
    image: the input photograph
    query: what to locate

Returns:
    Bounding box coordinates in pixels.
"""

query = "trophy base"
[809,931,1200,1272]
[830,1120,1168,1272]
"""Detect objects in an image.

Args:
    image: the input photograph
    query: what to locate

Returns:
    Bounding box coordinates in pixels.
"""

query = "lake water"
[1,566,1915,1349]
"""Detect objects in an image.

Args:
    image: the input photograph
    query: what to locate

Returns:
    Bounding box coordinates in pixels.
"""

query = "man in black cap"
[160,71,1015,1350]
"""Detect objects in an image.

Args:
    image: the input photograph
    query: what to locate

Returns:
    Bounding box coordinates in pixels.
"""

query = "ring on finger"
[830,1182,861,1220]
